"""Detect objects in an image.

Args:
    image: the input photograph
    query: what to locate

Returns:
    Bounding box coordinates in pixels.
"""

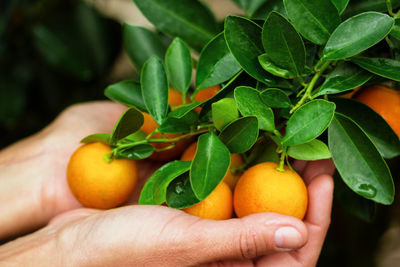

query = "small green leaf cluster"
[82,0,400,216]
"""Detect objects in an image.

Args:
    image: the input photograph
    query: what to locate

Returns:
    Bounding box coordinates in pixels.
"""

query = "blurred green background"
[1,0,400,266]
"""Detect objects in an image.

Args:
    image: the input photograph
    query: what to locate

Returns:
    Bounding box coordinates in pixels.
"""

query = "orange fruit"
[355,85,400,138]
[67,142,138,209]
[141,88,191,161]
[341,86,360,98]
[183,182,233,220]
[193,85,220,112]
[234,162,308,220]
[180,142,244,189]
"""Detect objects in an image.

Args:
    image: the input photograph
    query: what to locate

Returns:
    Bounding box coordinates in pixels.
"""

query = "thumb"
[184,212,308,264]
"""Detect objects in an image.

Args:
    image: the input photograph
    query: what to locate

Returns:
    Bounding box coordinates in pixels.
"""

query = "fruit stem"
[387,0,396,16]
[290,60,331,114]
[276,146,287,172]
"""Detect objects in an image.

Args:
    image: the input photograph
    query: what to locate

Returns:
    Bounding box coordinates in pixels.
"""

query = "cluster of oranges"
[66,83,400,221]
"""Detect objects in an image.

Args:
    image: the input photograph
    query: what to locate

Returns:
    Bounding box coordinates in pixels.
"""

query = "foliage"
[79,0,400,217]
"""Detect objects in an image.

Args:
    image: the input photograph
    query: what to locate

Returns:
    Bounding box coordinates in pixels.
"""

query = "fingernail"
[274,227,303,251]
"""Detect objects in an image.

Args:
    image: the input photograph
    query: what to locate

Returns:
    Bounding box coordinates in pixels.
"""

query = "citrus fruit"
[234,162,308,219]
[141,88,191,161]
[182,182,233,220]
[180,141,244,189]
[67,142,138,209]
[193,85,220,112]
[355,85,400,138]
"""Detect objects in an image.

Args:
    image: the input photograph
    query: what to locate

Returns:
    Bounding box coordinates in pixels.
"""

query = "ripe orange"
[183,182,233,220]
[355,85,400,138]
[234,162,308,220]
[193,85,220,112]
[180,141,244,189]
[141,88,191,161]
[67,142,138,209]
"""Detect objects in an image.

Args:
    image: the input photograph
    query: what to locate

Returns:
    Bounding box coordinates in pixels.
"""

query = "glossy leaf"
[196,32,241,90]
[287,139,331,160]
[251,0,286,20]
[234,86,275,131]
[224,16,291,87]
[343,0,400,18]
[104,80,147,112]
[111,108,144,143]
[333,98,400,158]
[390,19,400,40]
[165,38,192,95]
[141,56,169,124]
[219,117,259,153]
[167,173,200,208]
[260,88,292,108]
[115,144,154,159]
[282,100,336,146]
[169,102,204,119]
[334,172,376,223]
[322,12,394,60]
[132,0,218,51]
[261,12,306,77]
[284,0,340,45]
[190,133,231,200]
[212,98,239,131]
[328,113,394,205]
[232,0,269,17]
[258,54,296,78]
[139,160,191,205]
[318,62,373,96]
[247,139,280,166]
[81,133,111,145]
[352,57,400,81]
[118,131,147,144]
[123,24,167,70]
[330,0,349,14]
[158,111,198,133]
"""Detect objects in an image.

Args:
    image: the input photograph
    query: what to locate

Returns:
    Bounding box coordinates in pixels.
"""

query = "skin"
[0,101,335,266]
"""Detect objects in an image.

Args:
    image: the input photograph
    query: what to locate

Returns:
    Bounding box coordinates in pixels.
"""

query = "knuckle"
[237,228,260,259]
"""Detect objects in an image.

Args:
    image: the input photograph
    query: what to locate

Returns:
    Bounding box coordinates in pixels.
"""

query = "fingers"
[300,159,335,185]
[187,213,308,264]
[299,174,334,265]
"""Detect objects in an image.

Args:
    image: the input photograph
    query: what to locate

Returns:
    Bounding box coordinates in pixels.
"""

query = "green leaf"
[196,32,242,90]
[343,0,400,18]
[158,111,198,133]
[224,16,291,87]
[118,130,147,144]
[351,57,400,82]
[104,80,147,112]
[140,56,169,124]
[260,88,292,108]
[111,108,144,143]
[261,12,306,78]
[139,160,191,205]
[234,86,275,131]
[81,133,111,145]
[169,102,204,119]
[219,116,259,153]
[190,133,231,200]
[251,0,286,20]
[132,0,218,51]
[333,97,400,158]
[284,0,340,45]
[258,54,296,78]
[322,12,394,60]
[334,172,376,223]
[123,24,167,70]
[282,100,336,146]
[328,113,394,205]
[165,38,192,95]
[317,62,373,96]
[247,139,280,166]
[115,144,154,159]
[390,19,400,40]
[211,98,239,131]
[167,173,200,208]
[287,139,331,160]
[330,0,349,14]
[232,0,269,17]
